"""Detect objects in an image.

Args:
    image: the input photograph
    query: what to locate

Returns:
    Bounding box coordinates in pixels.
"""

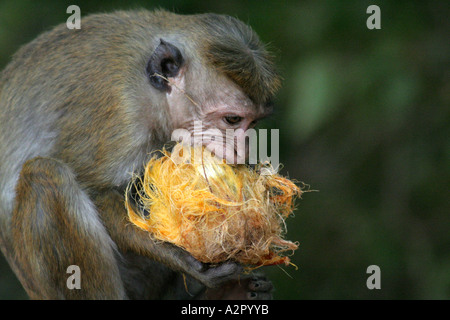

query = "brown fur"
[199,14,281,105]
[0,9,279,299]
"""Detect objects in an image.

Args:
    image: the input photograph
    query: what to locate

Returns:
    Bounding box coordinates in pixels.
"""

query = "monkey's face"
[147,39,272,165]
[169,76,270,165]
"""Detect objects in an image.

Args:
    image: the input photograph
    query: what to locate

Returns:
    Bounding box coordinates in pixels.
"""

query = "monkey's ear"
[147,39,184,92]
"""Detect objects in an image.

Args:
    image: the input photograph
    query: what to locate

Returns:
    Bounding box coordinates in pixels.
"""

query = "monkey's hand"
[177,249,244,288]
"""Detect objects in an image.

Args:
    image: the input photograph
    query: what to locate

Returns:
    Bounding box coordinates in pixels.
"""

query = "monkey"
[0,9,281,299]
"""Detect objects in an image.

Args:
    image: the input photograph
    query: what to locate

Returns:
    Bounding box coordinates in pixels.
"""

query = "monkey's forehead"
[195,14,281,106]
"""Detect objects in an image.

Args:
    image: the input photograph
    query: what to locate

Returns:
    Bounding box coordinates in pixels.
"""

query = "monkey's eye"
[224,116,243,125]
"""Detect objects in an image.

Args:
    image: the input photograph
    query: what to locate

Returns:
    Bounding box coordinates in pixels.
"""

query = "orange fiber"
[125,143,301,267]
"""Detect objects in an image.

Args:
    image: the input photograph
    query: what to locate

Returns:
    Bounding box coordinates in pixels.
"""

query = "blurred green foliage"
[0,0,448,299]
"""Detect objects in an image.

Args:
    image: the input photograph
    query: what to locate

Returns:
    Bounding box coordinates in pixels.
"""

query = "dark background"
[0,0,448,299]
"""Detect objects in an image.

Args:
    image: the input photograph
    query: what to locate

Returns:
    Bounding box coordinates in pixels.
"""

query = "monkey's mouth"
[203,142,248,165]
[126,140,249,220]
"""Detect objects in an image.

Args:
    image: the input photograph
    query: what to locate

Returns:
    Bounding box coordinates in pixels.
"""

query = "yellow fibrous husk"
[125,143,301,267]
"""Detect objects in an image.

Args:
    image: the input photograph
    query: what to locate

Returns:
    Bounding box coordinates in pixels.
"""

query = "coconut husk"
[125,143,301,267]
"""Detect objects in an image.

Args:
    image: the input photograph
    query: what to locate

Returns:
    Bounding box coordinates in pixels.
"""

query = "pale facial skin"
[166,68,271,164]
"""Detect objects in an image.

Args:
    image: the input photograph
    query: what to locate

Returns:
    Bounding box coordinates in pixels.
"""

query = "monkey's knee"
[13,157,78,240]
[19,156,77,186]
[14,157,81,228]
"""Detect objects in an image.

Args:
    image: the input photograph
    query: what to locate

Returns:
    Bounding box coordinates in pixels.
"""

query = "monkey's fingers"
[204,273,273,300]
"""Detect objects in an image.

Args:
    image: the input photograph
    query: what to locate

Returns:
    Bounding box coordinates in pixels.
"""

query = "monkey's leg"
[11,157,125,299]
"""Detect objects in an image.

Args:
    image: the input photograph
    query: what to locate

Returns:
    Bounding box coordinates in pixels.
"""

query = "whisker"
[152,73,201,109]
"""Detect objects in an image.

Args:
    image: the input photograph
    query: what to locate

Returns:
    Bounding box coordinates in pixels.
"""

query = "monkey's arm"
[95,188,243,289]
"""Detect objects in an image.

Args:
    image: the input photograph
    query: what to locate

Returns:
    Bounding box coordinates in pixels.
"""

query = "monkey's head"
[136,11,281,165]
[2,10,281,188]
